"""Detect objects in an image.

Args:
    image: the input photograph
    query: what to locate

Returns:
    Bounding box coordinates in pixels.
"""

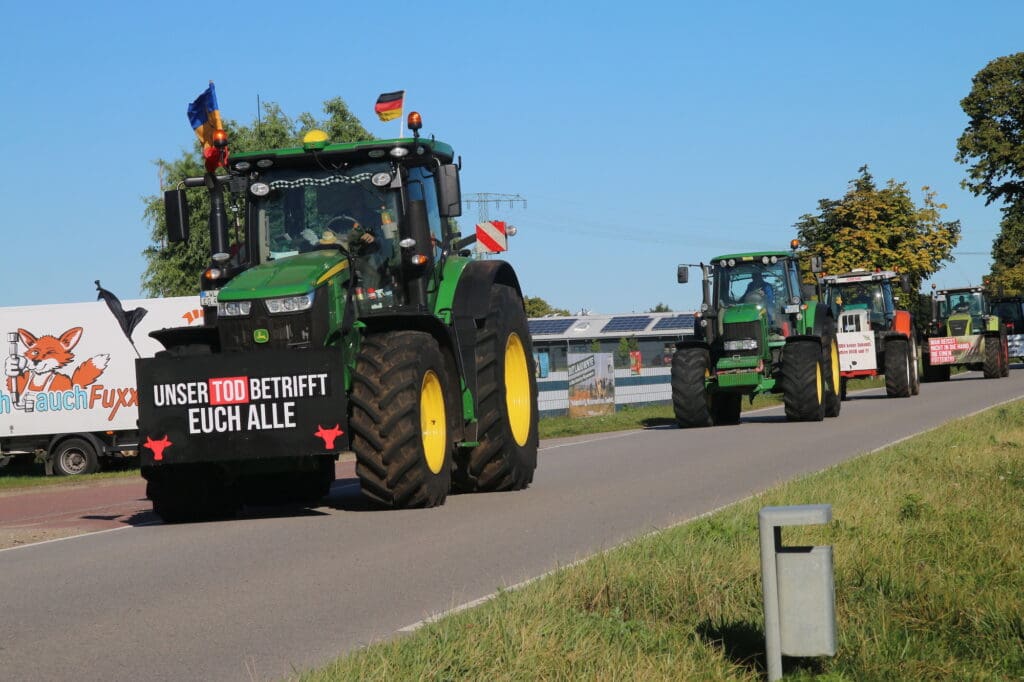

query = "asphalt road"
[2,371,1022,681]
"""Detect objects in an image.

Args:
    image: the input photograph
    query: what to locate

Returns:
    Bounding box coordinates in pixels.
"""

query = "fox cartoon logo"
[5,327,110,411]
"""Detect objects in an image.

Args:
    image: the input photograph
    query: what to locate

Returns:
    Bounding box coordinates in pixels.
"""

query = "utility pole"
[462,193,527,257]
[463,193,527,223]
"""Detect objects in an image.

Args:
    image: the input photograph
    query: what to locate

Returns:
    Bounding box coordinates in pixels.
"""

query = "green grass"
[294,398,1024,681]
[0,459,138,491]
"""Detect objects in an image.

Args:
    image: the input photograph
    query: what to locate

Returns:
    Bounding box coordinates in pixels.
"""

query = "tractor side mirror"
[900,274,912,293]
[677,265,689,284]
[164,189,190,243]
[810,255,824,274]
[437,164,462,218]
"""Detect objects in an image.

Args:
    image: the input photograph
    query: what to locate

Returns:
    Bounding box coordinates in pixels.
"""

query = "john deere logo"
[253,329,270,344]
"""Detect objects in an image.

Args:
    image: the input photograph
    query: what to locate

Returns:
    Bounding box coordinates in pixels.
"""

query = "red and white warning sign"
[475,221,507,253]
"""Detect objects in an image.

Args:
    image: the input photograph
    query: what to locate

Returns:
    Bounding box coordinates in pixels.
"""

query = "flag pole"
[399,90,406,138]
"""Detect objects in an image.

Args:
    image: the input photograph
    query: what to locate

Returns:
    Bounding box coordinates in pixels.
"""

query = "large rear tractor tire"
[51,437,100,476]
[822,334,842,418]
[672,347,713,428]
[884,338,912,398]
[999,330,1010,377]
[983,334,1002,379]
[782,339,825,422]
[350,331,453,508]
[453,285,538,493]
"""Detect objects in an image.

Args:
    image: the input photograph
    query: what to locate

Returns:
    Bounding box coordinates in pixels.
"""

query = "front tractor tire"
[672,347,713,428]
[350,331,454,508]
[453,285,538,493]
[884,338,912,398]
[782,339,825,422]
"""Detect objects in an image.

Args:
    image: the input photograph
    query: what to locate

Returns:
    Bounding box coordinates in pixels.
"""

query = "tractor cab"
[933,287,990,336]
[822,270,899,332]
[708,253,802,339]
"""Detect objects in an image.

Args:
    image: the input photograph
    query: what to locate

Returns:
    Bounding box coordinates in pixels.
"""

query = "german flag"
[374,91,404,122]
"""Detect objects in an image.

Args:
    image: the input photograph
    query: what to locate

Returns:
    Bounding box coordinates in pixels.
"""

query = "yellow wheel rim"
[830,340,840,393]
[815,362,823,405]
[505,333,532,446]
[420,370,446,474]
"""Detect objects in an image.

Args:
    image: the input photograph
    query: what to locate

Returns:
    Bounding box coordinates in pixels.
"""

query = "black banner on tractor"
[135,349,348,466]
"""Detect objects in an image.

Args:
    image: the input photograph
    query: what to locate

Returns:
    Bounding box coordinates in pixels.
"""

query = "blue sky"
[2,1,1021,314]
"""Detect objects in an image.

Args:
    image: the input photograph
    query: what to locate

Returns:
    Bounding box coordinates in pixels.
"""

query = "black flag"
[95,281,148,341]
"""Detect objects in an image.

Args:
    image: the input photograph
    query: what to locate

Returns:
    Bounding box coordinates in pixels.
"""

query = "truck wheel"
[51,437,100,476]
[782,340,824,422]
[884,338,912,398]
[710,392,742,425]
[983,334,1002,379]
[146,465,239,523]
[351,331,453,508]
[671,347,712,428]
[822,335,841,418]
[454,285,538,493]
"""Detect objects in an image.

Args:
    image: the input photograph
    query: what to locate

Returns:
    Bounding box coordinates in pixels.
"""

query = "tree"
[794,166,960,289]
[524,296,570,318]
[955,53,1024,207]
[647,302,672,312]
[141,97,372,296]
[956,53,1024,292]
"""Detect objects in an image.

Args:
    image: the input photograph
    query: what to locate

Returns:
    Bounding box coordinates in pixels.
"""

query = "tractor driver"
[953,295,972,313]
[324,214,386,288]
[742,270,777,326]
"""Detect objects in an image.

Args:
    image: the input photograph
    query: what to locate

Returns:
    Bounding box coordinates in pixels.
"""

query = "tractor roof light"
[212,129,229,148]
[407,111,423,137]
[790,239,801,250]
[389,146,410,158]
[302,129,330,151]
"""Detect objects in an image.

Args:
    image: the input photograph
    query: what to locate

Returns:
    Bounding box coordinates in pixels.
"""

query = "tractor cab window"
[938,291,984,319]
[833,281,887,328]
[715,260,787,328]
[405,165,444,260]
[253,164,401,289]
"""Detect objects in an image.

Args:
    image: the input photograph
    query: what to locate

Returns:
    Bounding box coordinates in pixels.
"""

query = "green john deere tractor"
[921,285,1009,381]
[136,113,538,522]
[671,245,841,427]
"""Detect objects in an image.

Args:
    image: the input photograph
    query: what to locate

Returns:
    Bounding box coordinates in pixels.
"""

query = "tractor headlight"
[218,301,252,317]
[723,338,758,351]
[265,293,314,314]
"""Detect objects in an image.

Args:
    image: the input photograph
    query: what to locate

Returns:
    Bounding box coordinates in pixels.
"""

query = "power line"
[463,193,527,223]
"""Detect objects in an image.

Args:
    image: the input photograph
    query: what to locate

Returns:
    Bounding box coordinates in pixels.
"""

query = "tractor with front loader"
[136,112,538,522]
[671,242,841,427]
[819,269,920,399]
[920,285,1009,381]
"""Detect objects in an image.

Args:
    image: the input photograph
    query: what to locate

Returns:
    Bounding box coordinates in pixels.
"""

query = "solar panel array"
[527,318,577,336]
[600,316,653,333]
[651,314,695,331]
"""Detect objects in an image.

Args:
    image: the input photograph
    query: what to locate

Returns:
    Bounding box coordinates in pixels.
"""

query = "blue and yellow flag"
[187,82,224,148]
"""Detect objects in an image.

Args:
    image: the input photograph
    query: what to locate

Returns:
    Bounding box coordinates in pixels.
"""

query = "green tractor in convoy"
[136,113,538,522]
[671,243,841,426]
[920,285,1009,381]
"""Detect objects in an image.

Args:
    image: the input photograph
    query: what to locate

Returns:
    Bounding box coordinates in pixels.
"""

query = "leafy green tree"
[794,166,960,289]
[988,202,1024,294]
[955,53,1024,207]
[141,97,372,296]
[647,302,672,312]
[956,53,1024,292]
[524,296,570,318]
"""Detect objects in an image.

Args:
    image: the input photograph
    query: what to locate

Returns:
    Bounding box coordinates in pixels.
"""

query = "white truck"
[1,296,203,475]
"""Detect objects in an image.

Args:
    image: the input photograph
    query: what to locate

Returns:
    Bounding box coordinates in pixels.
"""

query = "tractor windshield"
[251,163,401,288]
[715,260,788,326]
[938,291,984,319]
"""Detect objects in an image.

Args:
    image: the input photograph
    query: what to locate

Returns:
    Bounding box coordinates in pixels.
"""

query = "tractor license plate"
[200,289,219,307]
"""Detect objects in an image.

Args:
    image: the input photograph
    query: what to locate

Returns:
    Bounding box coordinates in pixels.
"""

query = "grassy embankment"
[296,395,1024,681]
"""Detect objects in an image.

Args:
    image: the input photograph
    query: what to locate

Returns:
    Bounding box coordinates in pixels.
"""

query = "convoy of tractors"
[50,106,1011,522]
[671,244,1015,430]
